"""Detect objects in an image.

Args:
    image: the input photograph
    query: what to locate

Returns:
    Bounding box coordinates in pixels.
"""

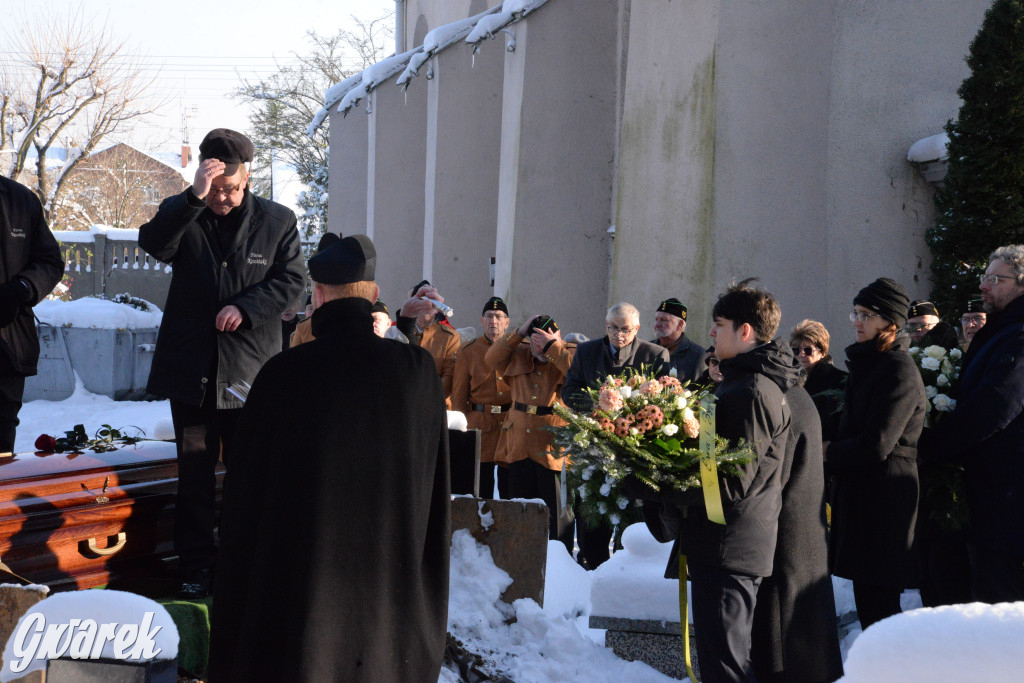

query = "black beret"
[371,299,389,315]
[657,297,687,320]
[317,232,341,253]
[482,297,509,316]
[908,300,940,319]
[853,278,909,328]
[964,297,985,314]
[528,314,558,334]
[199,128,254,175]
[409,279,430,297]
[308,234,376,284]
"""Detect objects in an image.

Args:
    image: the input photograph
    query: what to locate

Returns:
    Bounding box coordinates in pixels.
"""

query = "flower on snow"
[921,356,941,371]
[662,424,680,437]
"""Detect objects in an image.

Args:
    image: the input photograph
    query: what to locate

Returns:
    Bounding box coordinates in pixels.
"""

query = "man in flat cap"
[139,128,305,598]
[451,296,513,499]
[396,280,460,404]
[210,234,450,682]
[651,297,709,383]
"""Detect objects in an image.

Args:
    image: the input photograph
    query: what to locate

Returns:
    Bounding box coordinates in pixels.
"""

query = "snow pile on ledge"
[52,224,140,243]
[590,524,682,622]
[444,529,673,682]
[907,133,949,162]
[840,601,1024,682]
[35,297,163,329]
[466,0,550,44]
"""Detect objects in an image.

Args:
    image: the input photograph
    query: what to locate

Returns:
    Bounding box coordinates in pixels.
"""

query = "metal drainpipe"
[395,0,406,53]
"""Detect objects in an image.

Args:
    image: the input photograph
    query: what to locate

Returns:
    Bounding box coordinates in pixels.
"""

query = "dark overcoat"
[0,176,64,375]
[208,297,451,682]
[921,294,1024,559]
[804,359,847,442]
[651,333,709,384]
[562,336,669,412]
[139,189,305,409]
[752,381,843,683]
[827,332,925,586]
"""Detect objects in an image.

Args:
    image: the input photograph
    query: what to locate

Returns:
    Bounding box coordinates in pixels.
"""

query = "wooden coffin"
[0,441,220,592]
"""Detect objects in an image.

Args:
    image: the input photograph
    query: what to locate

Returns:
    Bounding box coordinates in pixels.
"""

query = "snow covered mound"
[590,524,682,622]
[444,529,674,682]
[840,601,1024,682]
[35,297,162,329]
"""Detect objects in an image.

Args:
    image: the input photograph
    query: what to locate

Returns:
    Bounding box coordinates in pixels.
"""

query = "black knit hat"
[657,297,687,320]
[853,278,910,328]
[908,300,940,319]
[482,297,509,316]
[964,297,985,314]
[308,234,376,284]
[371,299,388,315]
[198,128,254,176]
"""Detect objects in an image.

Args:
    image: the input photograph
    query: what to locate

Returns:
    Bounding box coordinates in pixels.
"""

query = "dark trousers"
[171,397,241,577]
[574,506,612,569]
[969,542,1024,604]
[508,458,573,554]
[479,462,509,500]
[688,560,762,683]
[0,374,25,453]
[852,581,902,630]
[918,530,972,607]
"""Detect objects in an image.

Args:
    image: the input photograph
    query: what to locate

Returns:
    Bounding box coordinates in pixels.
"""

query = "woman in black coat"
[790,319,847,442]
[824,278,926,630]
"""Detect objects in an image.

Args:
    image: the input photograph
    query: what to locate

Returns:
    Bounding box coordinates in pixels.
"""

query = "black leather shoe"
[176,569,212,599]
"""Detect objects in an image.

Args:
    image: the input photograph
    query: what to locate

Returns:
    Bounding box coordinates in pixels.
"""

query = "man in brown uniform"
[451,296,513,499]
[398,280,460,403]
[486,314,575,551]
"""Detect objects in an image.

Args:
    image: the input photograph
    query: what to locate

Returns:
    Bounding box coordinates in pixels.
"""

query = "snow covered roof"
[907,133,949,163]
[52,225,140,243]
[308,0,552,136]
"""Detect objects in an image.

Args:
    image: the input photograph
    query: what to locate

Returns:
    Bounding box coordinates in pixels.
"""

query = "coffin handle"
[85,533,126,557]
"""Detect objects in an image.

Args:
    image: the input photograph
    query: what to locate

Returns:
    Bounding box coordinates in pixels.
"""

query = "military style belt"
[472,403,511,414]
[513,401,554,416]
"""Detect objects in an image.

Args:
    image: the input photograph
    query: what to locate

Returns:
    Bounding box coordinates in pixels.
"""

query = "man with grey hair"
[651,297,710,383]
[562,302,669,567]
[921,244,1024,603]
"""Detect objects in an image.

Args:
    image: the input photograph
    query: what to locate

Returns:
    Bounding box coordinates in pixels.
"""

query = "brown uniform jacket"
[289,317,314,348]
[412,321,460,400]
[485,331,575,471]
[451,335,512,463]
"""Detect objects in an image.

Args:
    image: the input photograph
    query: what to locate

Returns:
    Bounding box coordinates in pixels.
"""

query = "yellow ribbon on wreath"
[698,396,726,525]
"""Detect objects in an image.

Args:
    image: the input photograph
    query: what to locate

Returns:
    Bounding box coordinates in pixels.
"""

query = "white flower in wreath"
[578,485,588,501]
[924,345,947,360]
[909,346,921,356]
[662,424,680,437]
[683,407,695,422]
[609,513,621,525]
[629,427,639,436]
[620,385,632,399]
[950,348,963,360]
[675,395,688,409]
[582,466,595,481]
[933,393,956,412]
[599,482,612,496]
[682,389,693,399]
[669,366,678,378]
[598,502,608,514]
[921,356,941,371]
[936,374,949,387]
[925,385,938,399]
[617,497,630,509]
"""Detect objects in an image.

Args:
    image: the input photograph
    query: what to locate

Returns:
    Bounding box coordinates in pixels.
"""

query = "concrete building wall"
[423,41,505,328]
[328,103,368,237]
[404,0,500,52]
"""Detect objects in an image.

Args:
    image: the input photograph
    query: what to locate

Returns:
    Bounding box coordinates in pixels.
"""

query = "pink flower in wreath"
[639,379,662,396]
[627,374,645,389]
[597,416,615,433]
[638,418,654,433]
[648,406,665,428]
[598,386,624,412]
[683,414,701,439]
[614,416,633,437]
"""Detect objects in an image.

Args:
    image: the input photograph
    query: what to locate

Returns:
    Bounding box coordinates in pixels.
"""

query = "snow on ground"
[35,297,163,329]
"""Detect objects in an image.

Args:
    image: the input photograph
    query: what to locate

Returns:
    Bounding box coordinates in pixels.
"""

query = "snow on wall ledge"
[35,297,163,330]
[907,133,949,162]
[52,224,140,243]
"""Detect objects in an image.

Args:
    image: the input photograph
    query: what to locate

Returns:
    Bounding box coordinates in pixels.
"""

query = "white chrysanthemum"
[936,374,949,386]
[924,345,947,359]
[629,427,639,436]
[926,385,938,399]
[598,502,608,514]
[669,366,678,377]
[599,482,612,496]
[617,497,630,510]
[609,513,621,525]
[620,385,632,399]
[950,348,963,360]
[675,395,687,409]
[683,407,695,422]
[933,393,956,412]
[921,356,941,371]
[662,424,680,436]
[582,466,594,481]
[578,485,587,501]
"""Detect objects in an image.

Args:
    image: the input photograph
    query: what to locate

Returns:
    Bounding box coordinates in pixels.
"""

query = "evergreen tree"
[928,0,1024,316]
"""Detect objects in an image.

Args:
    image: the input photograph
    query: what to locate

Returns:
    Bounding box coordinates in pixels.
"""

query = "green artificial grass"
[159,596,213,679]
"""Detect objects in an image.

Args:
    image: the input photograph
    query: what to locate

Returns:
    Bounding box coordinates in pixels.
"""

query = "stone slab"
[604,629,698,681]
[451,497,548,606]
[0,583,48,683]
[589,615,681,636]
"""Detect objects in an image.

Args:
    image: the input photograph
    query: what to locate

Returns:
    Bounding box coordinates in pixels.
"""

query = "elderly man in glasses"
[650,297,710,383]
[562,302,669,568]
[906,300,959,350]
[960,297,987,348]
[921,245,1024,604]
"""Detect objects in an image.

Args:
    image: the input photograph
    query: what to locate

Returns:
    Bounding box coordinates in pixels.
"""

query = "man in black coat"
[209,234,450,683]
[921,245,1024,603]
[650,297,710,383]
[0,176,64,452]
[562,302,668,568]
[138,129,305,597]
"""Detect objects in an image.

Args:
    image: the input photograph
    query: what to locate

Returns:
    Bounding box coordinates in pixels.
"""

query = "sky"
[2,0,394,202]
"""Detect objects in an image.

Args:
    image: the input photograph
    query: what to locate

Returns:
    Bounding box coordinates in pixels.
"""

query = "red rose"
[34,434,57,453]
